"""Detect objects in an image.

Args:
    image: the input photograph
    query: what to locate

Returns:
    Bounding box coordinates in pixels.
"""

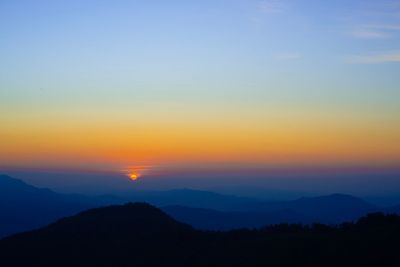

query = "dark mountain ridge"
[1,203,400,267]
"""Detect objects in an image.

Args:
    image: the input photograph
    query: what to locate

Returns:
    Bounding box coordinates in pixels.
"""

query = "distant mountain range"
[0,174,398,237]
[162,194,379,230]
[125,188,257,210]
[0,174,120,237]
[1,203,400,267]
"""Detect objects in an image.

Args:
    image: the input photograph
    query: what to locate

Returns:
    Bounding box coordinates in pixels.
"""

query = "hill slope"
[0,174,120,237]
[1,203,400,267]
[0,203,198,267]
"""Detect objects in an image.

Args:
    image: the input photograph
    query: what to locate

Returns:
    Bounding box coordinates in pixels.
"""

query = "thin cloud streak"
[351,29,390,39]
[347,0,400,39]
[367,24,400,30]
[350,24,400,39]
[347,52,400,64]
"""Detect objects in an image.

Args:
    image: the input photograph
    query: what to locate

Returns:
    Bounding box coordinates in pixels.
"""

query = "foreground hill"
[0,203,199,267]
[1,203,400,267]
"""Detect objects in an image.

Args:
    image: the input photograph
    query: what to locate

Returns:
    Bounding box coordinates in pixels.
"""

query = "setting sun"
[129,174,138,181]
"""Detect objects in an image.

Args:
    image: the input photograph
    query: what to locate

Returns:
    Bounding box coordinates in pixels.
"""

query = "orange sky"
[1,103,399,174]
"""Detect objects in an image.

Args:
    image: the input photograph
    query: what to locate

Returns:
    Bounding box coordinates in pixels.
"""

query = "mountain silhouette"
[163,194,378,230]
[125,188,257,210]
[235,193,377,221]
[1,203,400,267]
[0,174,119,237]
[163,205,307,230]
[0,174,392,238]
[0,203,198,267]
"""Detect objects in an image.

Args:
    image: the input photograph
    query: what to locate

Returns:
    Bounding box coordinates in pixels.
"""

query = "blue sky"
[1,0,399,106]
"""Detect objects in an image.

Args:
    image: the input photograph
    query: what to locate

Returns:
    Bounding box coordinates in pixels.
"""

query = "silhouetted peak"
[76,202,170,218]
[40,202,193,237]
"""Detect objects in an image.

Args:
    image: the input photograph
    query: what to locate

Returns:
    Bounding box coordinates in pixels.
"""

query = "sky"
[0,0,399,195]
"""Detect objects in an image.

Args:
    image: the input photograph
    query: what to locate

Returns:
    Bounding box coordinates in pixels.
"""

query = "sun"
[124,166,148,181]
[129,174,138,181]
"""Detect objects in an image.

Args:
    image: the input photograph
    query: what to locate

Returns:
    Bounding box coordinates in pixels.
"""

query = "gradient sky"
[1,0,399,191]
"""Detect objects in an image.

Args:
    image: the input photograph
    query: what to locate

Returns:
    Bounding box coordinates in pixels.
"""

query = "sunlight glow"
[129,174,138,181]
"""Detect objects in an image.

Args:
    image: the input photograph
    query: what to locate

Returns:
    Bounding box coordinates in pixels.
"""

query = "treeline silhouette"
[1,203,399,267]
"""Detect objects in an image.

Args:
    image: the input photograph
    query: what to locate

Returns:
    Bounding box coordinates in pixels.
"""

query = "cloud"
[346,0,400,39]
[351,29,390,39]
[347,52,400,64]
[367,24,400,30]
[350,24,400,39]
[256,0,286,14]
